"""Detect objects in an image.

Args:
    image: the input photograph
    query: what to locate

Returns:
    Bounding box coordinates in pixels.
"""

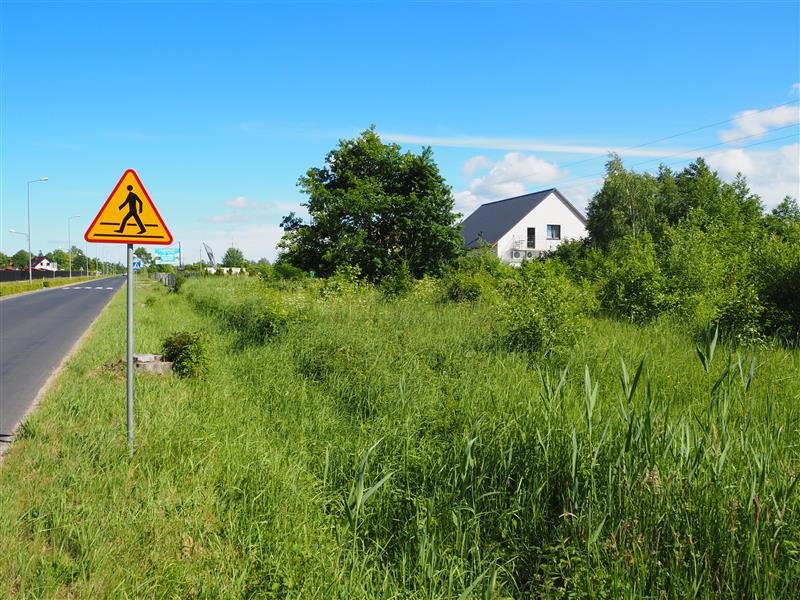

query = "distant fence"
[151,273,176,288]
[0,270,95,282]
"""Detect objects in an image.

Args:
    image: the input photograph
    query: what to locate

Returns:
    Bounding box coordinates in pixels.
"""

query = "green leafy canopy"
[278,128,462,281]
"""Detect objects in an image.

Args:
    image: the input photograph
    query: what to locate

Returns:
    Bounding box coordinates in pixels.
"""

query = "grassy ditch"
[0,277,798,598]
[0,276,102,297]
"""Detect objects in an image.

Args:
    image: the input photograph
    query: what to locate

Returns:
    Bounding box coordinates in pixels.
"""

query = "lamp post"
[26,178,48,283]
[67,214,81,279]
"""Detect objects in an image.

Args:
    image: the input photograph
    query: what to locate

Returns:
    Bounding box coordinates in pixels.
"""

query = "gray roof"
[460,188,587,248]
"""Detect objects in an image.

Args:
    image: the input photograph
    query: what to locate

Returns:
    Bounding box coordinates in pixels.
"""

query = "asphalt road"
[0,277,126,450]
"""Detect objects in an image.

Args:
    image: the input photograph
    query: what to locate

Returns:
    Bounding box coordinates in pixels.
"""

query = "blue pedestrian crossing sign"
[132,258,143,272]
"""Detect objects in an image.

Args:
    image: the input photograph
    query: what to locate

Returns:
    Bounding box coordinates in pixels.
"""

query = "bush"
[752,235,800,343]
[547,238,607,283]
[659,225,726,330]
[439,248,514,303]
[453,246,511,279]
[600,235,667,322]
[320,264,363,299]
[378,261,414,298]
[228,295,292,342]
[501,261,595,358]
[162,330,207,378]
[174,274,187,292]
[274,261,307,280]
[441,271,484,303]
[248,262,274,281]
[716,282,765,345]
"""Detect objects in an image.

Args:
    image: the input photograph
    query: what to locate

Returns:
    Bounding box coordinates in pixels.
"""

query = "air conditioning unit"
[512,250,521,259]
[526,251,534,258]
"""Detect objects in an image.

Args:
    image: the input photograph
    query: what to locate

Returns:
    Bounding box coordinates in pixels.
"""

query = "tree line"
[0,246,123,274]
[272,129,798,345]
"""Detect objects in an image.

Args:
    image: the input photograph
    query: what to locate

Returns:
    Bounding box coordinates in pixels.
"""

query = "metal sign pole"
[127,243,134,456]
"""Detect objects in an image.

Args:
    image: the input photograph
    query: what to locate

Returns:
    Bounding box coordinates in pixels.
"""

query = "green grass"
[0,277,798,598]
[0,276,103,297]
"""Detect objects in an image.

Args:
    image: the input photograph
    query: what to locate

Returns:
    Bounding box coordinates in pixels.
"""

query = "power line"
[521,126,799,195]
[556,98,800,170]
[552,130,799,195]
[626,123,799,170]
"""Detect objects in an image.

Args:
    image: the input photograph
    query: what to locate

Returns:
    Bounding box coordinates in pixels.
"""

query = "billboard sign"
[154,247,180,265]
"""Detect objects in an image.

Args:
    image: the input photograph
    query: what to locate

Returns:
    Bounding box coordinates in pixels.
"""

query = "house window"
[546,224,561,240]
[526,227,536,249]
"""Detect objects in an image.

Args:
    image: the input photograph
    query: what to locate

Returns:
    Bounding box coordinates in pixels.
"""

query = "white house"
[31,255,57,272]
[460,188,587,264]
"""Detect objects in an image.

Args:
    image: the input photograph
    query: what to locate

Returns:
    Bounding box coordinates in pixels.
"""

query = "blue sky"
[2,1,798,264]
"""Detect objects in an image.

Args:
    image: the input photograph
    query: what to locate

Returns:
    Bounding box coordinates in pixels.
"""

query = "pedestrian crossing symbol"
[84,169,173,245]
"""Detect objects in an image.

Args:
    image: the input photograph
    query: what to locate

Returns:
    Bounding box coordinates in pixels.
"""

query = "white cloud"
[720,105,800,142]
[707,143,799,208]
[454,152,561,214]
[382,131,689,157]
[224,196,265,209]
[205,212,252,224]
[463,155,492,176]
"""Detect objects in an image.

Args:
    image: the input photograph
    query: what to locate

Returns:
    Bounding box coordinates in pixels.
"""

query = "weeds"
[0,277,797,598]
[162,330,207,378]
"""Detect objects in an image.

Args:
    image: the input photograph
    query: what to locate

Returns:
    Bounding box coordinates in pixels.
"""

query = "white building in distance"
[460,188,587,264]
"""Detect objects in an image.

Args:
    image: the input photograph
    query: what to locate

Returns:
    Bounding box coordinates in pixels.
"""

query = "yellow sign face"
[85,169,173,245]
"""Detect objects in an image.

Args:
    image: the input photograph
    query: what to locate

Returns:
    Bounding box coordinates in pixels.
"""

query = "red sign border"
[84,169,173,245]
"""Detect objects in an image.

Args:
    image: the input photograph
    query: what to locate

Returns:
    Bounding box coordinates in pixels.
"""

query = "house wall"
[495,192,586,264]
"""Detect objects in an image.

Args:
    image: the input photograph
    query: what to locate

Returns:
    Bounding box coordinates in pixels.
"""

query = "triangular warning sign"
[85,169,173,245]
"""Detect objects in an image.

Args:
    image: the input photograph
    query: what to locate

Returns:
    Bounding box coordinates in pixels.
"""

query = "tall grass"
[0,277,797,597]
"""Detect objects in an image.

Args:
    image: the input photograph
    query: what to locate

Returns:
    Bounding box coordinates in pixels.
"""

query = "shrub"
[547,238,607,283]
[659,225,726,330]
[173,274,187,292]
[248,262,274,281]
[441,271,484,303]
[501,261,594,358]
[274,261,307,280]
[162,330,207,378]
[320,264,363,299]
[600,235,667,322]
[228,295,291,342]
[439,248,514,303]
[380,261,414,298]
[752,235,800,343]
[716,282,765,345]
[453,246,511,279]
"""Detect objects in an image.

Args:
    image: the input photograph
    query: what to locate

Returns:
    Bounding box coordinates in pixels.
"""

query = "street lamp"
[27,177,48,284]
[67,214,81,279]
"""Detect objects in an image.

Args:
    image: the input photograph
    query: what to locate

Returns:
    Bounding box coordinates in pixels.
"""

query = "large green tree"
[279,128,462,281]
[585,155,660,249]
[222,247,245,268]
[46,249,69,270]
[587,156,764,248]
[10,249,30,269]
